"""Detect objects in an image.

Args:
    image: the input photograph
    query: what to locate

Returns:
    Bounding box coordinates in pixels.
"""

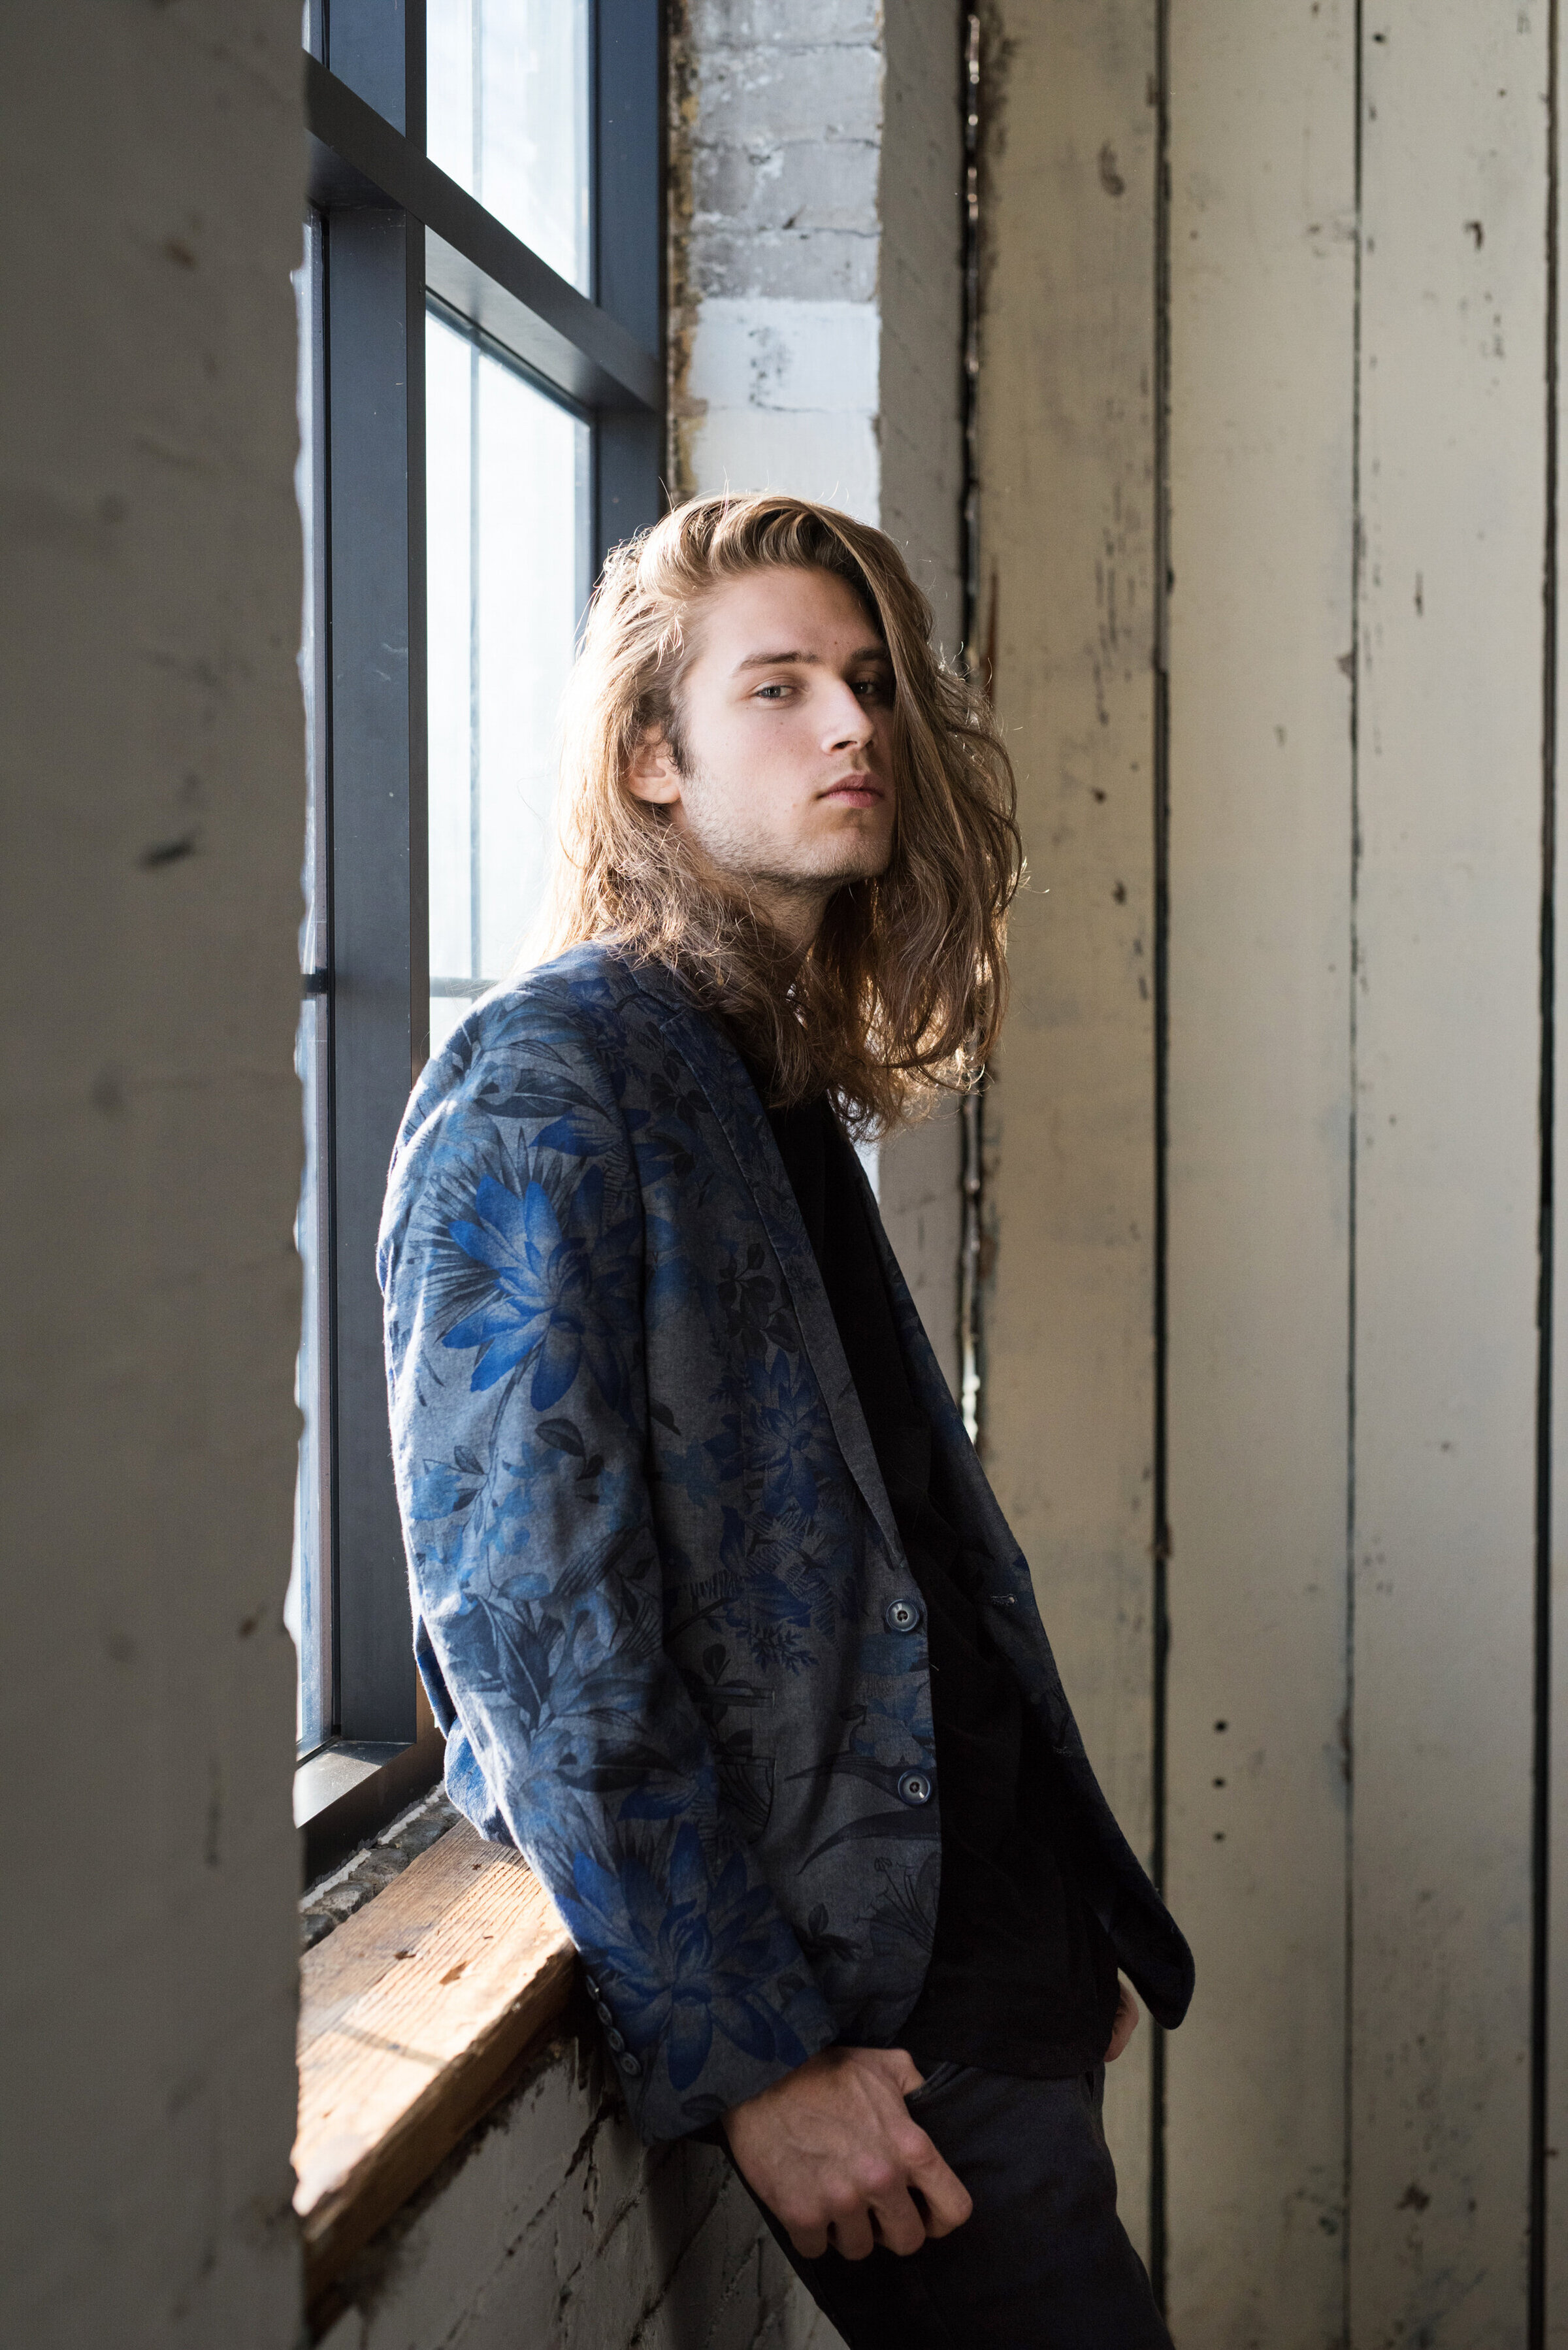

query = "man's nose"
[820,680,873,750]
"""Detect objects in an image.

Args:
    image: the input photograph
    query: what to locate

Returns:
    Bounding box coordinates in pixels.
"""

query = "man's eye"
[753,684,790,701]
[856,676,891,700]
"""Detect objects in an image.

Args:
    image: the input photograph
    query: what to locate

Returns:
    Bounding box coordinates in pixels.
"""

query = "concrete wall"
[671,0,968,1393]
[0,5,308,2345]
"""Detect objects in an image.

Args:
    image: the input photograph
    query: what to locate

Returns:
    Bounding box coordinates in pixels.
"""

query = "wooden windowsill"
[293,1821,576,2307]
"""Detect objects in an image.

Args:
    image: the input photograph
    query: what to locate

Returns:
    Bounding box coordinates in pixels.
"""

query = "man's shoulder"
[482,939,645,1029]
[394,945,703,1156]
[380,950,642,1270]
[485,940,695,1031]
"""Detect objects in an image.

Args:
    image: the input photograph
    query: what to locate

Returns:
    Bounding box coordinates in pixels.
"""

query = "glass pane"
[428,0,592,293]
[288,218,333,1757]
[426,306,591,1059]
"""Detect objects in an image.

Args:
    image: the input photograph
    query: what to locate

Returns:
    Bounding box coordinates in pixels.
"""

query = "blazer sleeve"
[378,988,837,2142]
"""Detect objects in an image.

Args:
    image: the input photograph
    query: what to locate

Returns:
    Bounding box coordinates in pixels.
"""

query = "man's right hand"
[722,2045,973,2261]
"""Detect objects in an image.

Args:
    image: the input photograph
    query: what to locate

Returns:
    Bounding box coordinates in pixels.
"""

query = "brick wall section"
[671,0,884,521]
[670,0,962,644]
[670,0,968,1393]
[319,2038,840,2350]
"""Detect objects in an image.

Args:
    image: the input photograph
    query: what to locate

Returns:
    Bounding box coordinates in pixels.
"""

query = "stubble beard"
[678,782,890,897]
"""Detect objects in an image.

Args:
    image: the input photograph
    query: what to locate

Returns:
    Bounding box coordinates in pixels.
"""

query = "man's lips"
[820,775,885,806]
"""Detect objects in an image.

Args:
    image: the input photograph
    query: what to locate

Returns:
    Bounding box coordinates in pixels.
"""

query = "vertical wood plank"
[1350,11,1546,2340]
[1162,5,1357,2338]
[1552,54,1568,2326]
[979,0,1160,2251]
[1551,50,1561,2331]
[1550,258,1567,2332]
[877,0,967,1401]
[879,1106,963,1400]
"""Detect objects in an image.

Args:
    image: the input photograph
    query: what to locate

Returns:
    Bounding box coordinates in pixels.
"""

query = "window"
[286,0,663,1869]
[427,1,592,290]
[425,310,591,1055]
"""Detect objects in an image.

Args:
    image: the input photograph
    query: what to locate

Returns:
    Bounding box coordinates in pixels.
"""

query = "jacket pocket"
[905,2060,968,2108]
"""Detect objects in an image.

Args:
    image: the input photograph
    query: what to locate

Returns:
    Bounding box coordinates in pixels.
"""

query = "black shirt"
[766,1091,1120,2078]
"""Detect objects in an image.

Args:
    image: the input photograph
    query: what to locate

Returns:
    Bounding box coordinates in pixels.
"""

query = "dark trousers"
[741,2064,1173,2349]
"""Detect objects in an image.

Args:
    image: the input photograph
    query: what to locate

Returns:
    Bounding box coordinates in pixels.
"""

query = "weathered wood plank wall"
[981,1,1556,2340]
[1553,79,1568,2338]
[1352,14,1544,2339]
[1162,3,1356,2340]
[976,0,1162,2254]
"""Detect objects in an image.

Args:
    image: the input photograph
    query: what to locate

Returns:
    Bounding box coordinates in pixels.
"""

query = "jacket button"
[618,2051,642,2077]
[884,1597,921,1632]
[595,2000,613,2023]
[897,1770,932,1806]
[606,2027,625,2051]
[583,1974,600,1998]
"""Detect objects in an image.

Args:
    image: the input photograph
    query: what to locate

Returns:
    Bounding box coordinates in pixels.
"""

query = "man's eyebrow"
[732,643,891,674]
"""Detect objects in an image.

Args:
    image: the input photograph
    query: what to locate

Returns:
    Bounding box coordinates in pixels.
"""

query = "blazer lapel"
[623,958,906,1568]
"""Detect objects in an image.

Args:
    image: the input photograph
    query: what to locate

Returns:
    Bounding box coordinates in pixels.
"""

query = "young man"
[380,495,1192,2345]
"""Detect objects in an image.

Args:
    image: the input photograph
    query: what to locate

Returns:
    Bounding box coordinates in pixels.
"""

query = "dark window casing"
[297,0,664,1868]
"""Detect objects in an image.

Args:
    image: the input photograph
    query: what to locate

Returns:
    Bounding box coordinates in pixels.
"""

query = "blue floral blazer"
[379,943,1193,2142]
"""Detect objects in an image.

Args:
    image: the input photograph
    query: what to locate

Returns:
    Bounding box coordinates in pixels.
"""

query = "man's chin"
[815,836,894,888]
[742,853,890,899]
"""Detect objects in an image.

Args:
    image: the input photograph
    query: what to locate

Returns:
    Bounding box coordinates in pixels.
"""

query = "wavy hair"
[525,492,1022,1134]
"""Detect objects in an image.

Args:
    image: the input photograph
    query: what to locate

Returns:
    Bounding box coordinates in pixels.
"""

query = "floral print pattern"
[379,945,1193,2142]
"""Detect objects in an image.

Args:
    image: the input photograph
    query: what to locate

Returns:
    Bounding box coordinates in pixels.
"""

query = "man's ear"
[626,728,683,806]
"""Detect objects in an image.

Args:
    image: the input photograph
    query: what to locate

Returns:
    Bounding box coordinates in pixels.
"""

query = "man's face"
[627,565,897,944]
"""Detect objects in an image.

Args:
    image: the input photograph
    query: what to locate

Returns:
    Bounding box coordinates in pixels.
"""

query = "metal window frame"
[295,0,664,1874]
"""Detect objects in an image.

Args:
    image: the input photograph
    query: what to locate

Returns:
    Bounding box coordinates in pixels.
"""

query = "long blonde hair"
[527,493,1022,1134]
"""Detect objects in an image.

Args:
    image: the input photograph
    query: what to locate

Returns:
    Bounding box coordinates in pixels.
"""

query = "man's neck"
[743,876,829,957]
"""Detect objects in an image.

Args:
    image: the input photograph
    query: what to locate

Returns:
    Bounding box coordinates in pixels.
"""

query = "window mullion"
[591,0,664,572]
[325,198,428,1746]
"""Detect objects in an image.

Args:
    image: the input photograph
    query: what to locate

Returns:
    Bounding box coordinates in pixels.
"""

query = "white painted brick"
[694,141,881,239]
[689,0,881,49]
[342,2036,792,2350]
[689,229,879,306]
[559,2153,683,2341]
[442,2207,564,2350]
[688,300,880,416]
[684,410,881,521]
[354,2057,596,2349]
[587,2104,665,2253]
[696,47,883,150]
[751,2239,847,2350]
[628,2177,762,2350]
